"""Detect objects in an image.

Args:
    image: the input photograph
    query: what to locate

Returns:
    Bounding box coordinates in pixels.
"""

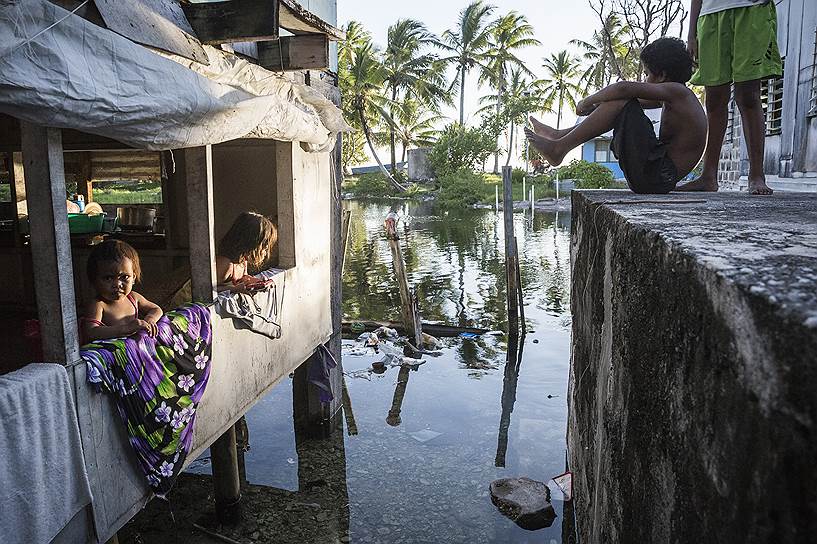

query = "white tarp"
[0,0,350,151]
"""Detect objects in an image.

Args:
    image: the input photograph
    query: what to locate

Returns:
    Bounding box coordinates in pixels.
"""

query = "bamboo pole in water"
[502,166,519,337]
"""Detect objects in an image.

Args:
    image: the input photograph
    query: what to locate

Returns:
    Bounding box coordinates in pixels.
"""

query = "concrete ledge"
[568,190,817,542]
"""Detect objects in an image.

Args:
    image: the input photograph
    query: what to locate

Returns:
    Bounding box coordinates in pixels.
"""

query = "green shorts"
[690,1,782,87]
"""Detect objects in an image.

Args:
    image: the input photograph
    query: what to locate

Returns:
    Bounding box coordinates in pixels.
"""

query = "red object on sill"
[23,319,43,361]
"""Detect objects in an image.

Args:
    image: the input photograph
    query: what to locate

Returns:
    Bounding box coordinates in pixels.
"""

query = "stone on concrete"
[569,190,817,543]
[489,477,555,530]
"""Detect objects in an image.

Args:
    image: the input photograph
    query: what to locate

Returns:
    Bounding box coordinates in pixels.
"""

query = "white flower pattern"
[172,334,188,354]
[195,353,209,370]
[178,374,195,392]
[154,402,172,423]
[159,461,174,478]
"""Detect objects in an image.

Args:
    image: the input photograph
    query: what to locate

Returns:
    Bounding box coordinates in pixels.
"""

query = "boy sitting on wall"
[526,37,707,194]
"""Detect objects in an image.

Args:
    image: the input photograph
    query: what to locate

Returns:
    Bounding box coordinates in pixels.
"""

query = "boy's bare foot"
[677,174,719,192]
[529,116,559,139]
[524,127,566,166]
[747,176,774,195]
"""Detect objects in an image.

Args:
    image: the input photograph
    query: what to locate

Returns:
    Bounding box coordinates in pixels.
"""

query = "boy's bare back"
[656,83,707,177]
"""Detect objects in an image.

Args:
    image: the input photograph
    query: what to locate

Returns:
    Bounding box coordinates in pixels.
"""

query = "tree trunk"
[505,121,515,167]
[557,86,564,130]
[359,109,406,192]
[401,143,407,164]
[459,65,467,125]
[390,85,398,174]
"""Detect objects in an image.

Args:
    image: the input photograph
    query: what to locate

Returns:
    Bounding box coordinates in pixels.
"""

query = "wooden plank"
[184,146,216,302]
[257,34,329,71]
[182,0,279,45]
[19,122,80,363]
[502,166,519,337]
[94,0,209,64]
[279,0,345,41]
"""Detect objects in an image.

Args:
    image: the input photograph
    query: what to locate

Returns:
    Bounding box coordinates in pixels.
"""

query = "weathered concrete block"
[407,147,433,181]
[569,191,817,543]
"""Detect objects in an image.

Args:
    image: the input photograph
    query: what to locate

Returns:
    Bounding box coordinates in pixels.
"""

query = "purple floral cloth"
[80,304,212,497]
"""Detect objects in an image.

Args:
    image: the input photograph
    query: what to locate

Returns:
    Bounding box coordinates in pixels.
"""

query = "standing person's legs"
[734,79,773,195]
[678,84,731,191]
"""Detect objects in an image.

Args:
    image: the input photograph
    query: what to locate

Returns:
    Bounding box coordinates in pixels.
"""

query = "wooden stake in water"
[502,166,519,337]
[522,176,526,206]
[385,212,423,347]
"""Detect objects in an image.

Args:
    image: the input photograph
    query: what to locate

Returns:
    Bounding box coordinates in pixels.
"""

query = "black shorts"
[610,99,678,194]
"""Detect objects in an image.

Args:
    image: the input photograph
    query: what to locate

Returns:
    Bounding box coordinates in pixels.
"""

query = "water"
[164,200,573,543]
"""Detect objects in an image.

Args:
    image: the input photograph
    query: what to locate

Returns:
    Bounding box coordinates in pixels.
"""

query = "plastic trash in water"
[459,332,479,339]
[350,322,366,333]
[551,471,572,501]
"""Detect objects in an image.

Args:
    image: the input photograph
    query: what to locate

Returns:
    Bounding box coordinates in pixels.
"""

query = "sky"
[337,0,603,167]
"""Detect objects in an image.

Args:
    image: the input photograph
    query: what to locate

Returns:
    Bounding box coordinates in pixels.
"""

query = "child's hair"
[86,240,142,282]
[218,211,278,273]
[640,37,695,84]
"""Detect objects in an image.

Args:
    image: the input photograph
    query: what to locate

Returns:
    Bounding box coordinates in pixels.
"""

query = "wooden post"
[384,212,422,347]
[502,166,519,337]
[211,425,242,525]
[185,146,217,303]
[514,237,526,335]
[185,145,241,523]
[19,122,80,363]
[77,151,93,202]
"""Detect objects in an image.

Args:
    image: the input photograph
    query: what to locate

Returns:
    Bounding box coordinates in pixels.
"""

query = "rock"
[489,477,556,531]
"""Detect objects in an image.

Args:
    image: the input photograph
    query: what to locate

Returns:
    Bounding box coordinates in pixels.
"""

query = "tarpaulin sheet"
[0,0,350,151]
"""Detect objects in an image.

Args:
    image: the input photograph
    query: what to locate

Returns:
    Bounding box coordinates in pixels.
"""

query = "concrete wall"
[76,141,333,543]
[568,190,817,542]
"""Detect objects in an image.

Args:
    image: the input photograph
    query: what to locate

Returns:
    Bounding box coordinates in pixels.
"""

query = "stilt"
[514,237,526,335]
[211,425,242,525]
[502,166,519,337]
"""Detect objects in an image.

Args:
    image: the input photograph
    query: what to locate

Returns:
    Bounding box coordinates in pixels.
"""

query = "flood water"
[126,199,574,543]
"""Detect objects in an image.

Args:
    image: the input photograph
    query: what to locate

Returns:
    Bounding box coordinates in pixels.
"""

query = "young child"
[216,211,278,294]
[679,0,782,195]
[82,240,163,342]
[526,37,707,194]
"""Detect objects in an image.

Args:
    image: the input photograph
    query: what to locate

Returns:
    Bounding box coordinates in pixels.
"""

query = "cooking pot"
[116,206,156,231]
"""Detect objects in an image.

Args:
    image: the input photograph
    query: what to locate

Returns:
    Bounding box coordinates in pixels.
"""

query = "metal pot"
[116,206,156,231]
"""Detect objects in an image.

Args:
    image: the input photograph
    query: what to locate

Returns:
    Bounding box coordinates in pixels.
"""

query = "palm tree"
[392,100,442,162]
[570,14,634,92]
[481,12,540,172]
[538,50,583,130]
[434,1,496,125]
[346,42,406,192]
[382,19,449,174]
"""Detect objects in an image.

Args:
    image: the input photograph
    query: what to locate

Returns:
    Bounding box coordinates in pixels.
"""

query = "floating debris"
[551,471,573,501]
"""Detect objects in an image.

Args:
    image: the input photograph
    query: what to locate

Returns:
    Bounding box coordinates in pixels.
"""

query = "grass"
[479,173,559,204]
[342,173,431,199]
[92,181,162,204]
